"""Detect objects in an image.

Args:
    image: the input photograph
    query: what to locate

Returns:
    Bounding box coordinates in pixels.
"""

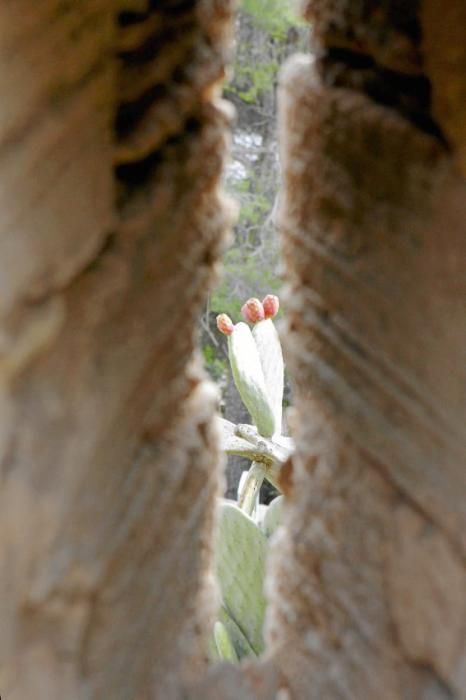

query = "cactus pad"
[213,620,239,662]
[214,500,267,655]
[261,495,284,538]
[228,322,275,437]
[252,318,284,434]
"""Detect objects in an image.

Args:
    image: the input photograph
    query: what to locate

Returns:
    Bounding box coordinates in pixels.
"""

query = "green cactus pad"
[209,607,257,662]
[214,500,267,655]
[217,606,256,659]
[228,322,275,437]
[261,495,284,538]
[252,318,284,435]
[214,621,239,662]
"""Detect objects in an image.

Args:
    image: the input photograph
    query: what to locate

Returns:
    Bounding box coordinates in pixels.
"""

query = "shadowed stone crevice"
[316,46,449,145]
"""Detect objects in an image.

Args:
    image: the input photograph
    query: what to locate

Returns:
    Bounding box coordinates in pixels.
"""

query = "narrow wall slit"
[202,1,308,665]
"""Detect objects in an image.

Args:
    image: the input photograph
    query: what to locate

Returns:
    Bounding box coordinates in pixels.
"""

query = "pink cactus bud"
[262,294,279,319]
[241,298,265,324]
[216,313,234,336]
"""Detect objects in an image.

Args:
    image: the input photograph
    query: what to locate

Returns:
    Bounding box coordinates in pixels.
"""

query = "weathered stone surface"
[0,1,114,317]
[387,505,466,688]
[267,49,466,698]
[302,0,424,74]
[0,1,235,698]
[421,0,466,175]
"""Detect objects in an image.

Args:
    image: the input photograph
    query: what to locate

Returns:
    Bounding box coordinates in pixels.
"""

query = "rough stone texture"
[0,1,114,317]
[267,44,466,700]
[0,1,234,698]
[301,0,424,73]
[421,0,466,175]
[301,0,466,176]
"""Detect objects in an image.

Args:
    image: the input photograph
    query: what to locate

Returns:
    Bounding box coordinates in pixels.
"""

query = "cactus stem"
[238,462,266,516]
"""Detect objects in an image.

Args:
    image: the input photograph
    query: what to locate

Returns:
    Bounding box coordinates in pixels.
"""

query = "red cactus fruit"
[216,313,234,336]
[241,298,265,324]
[262,294,279,319]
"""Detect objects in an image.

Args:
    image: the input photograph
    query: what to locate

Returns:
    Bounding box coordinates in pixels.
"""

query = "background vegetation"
[201,0,305,375]
[200,0,306,495]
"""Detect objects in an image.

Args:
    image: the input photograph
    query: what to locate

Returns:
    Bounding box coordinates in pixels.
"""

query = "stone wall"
[0,1,234,697]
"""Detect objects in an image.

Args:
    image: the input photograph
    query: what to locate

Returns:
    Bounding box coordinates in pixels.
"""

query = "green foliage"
[202,344,227,382]
[241,0,304,39]
[229,59,279,103]
[227,1,304,105]
[238,192,270,232]
[210,248,281,321]
[215,1,307,323]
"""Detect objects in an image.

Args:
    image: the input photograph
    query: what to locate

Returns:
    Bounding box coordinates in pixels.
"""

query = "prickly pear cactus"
[214,500,267,656]
[216,606,256,658]
[216,295,283,438]
[227,322,276,437]
[211,496,284,661]
[253,318,284,435]
[213,620,238,662]
[261,495,283,538]
[212,293,290,663]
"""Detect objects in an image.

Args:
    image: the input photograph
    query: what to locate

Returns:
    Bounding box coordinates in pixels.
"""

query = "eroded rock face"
[266,1,466,696]
[0,2,234,698]
[421,0,466,175]
[0,1,465,699]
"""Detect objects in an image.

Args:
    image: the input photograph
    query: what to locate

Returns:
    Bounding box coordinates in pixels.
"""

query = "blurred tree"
[210,3,306,318]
